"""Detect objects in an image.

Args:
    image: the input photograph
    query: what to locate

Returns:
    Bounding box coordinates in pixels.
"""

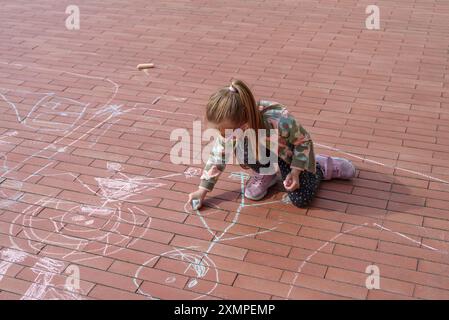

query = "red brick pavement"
[0,0,449,300]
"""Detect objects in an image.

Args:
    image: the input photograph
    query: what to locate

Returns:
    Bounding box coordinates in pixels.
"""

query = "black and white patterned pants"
[242,142,324,208]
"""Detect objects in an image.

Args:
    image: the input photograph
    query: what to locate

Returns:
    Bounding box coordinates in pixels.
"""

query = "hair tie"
[229,85,236,93]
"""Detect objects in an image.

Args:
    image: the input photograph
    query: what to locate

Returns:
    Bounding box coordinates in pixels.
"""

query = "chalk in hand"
[192,199,201,210]
[137,63,154,70]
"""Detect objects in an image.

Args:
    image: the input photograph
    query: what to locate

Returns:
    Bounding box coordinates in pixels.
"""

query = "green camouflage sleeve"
[199,136,233,191]
[279,113,313,171]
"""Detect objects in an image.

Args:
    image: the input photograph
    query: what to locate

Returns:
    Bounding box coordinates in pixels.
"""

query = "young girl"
[188,79,356,209]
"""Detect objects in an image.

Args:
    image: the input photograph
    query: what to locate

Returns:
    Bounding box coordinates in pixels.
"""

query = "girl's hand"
[188,188,208,210]
[283,168,301,191]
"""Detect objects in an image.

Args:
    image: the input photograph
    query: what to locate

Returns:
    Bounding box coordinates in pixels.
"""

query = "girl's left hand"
[283,168,301,191]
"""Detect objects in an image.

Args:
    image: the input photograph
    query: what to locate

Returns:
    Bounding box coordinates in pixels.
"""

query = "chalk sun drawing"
[9,163,186,271]
[13,168,160,260]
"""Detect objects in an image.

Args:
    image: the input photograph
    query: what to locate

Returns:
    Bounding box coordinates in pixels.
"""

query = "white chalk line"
[134,103,198,118]
[177,172,282,299]
[54,168,161,256]
[286,223,369,299]
[0,62,201,298]
[373,223,439,252]
[316,143,449,185]
[179,135,449,298]
[285,219,449,299]
[8,169,172,261]
[220,226,278,242]
[7,115,183,258]
[0,60,120,181]
[0,88,89,133]
[1,59,187,262]
[0,248,85,300]
[10,173,136,262]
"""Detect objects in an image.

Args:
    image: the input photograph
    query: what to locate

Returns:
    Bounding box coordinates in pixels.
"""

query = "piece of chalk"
[152,96,161,105]
[192,199,200,210]
[137,63,154,70]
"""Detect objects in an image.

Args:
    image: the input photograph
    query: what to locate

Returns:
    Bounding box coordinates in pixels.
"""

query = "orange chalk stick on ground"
[137,63,154,70]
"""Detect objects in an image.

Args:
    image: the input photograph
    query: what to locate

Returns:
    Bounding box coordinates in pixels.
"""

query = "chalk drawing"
[0,88,89,133]
[134,171,281,299]
[0,248,27,281]
[285,223,369,299]
[1,90,193,267]
[8,167,189,265]
[373,223,439,252]
[0,60,119,185]
[94,104,124,117]
[0,131,15,177]
[0,182,22,209]
[184,167,202,179]
[0,60,202,299]
[21,257,83,300]
[0,61,127,262]
[15,199,139,260]
[0,249,84,300]
[95,175,165,202]
[316,143,449,185]
[0,154,8,175]
[165,276,176,284]
[134,247,219,300]
[285,219,449,299]
[3,59,448,300]
[107,162,122,172]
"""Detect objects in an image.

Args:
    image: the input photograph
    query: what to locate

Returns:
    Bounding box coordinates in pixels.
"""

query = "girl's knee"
[288,193,310,208]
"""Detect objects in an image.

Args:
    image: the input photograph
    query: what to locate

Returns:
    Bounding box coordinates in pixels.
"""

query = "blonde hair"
[206,79,266,161]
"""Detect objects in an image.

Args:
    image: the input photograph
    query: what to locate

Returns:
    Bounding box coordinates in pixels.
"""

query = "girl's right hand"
[188,189,208,210]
